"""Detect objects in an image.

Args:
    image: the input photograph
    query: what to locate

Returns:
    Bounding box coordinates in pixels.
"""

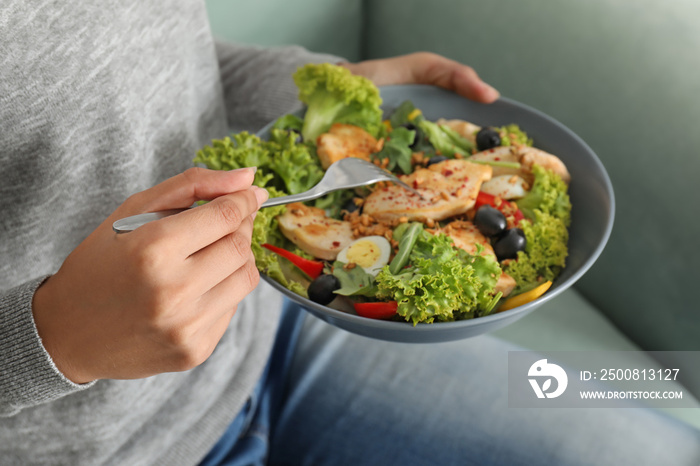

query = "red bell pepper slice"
[353,301,398,320]
[261,243,324,279]
[475,191,525,227]
[475,191,497,210]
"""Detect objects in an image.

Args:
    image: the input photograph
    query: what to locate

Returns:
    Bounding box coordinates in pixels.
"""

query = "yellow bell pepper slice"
[498,280,552,312]
[407,108,422,121]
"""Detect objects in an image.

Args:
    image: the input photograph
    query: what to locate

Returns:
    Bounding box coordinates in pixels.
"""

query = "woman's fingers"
[141,185,267,257]
[196,252,260,322]
[119,166,257,217]
[341,52,500,103]
[185,215,256,294]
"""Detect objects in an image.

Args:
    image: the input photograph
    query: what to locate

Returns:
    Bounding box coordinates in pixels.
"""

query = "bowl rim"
[259,84,615,332]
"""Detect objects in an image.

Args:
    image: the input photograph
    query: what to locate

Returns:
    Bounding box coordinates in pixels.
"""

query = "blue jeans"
[201,301,700,466]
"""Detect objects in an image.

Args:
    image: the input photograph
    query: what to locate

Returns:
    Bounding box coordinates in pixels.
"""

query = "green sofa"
[206,0,700,428]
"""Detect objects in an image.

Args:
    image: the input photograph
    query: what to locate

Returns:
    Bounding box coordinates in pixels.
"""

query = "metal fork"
[112,158,424,233]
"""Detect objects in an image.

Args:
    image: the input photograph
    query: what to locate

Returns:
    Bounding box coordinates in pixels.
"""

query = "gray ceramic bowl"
[258,84,614,343]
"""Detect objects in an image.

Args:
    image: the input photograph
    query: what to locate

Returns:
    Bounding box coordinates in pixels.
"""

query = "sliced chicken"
[277,202,354,260]
[363,160,492,222]
[481,175,529,200]
[519,146,571,183]
[469,145,570,183]
[495,272,517,297]
[436,118,481,143]
[440,220,495,256]
[315,123,382,170]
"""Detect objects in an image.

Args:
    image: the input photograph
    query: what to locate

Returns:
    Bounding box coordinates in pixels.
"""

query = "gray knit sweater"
[0,1,339,464]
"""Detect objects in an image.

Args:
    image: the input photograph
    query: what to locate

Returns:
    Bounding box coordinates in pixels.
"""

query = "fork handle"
[112,187,326,233]
[260,187,325,207]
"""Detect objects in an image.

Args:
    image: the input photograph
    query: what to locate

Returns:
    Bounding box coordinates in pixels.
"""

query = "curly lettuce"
[293,63,383,141]
[375,231,501,325]
[194,129,324,196]
[504,211,569,295]
[517,164,571,226]
[499,124,533,147]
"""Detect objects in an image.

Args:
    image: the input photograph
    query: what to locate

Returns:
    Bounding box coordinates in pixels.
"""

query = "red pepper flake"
[332,241,340,248]
[442,169,454,177]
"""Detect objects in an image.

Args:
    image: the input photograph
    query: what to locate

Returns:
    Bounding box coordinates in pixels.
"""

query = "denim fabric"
[199,301,305,466]
[203,301,700,466]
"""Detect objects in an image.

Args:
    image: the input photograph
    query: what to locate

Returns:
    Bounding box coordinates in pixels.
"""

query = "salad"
[193,63,571,325]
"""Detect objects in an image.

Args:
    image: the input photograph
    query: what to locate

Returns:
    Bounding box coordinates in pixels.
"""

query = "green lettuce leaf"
[504,211,569,295]
[499,124,533,147]
[517,164,571,226]
[331,261,378,297]
[272,114,303,132]
[193,129,324,196]
[375,231,501,325]
[371,126,415,174]
[418,120,474,158]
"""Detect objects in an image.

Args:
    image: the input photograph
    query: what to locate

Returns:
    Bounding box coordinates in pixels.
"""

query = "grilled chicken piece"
[495,272,517,297]
[440,220,494,256]
[277,202,354,260]
[469,145,570,183]
[436,118,481,143]
[519,146,571,183]
[363,160,492,222]
[480,175,529,200]
[315,123,382,170]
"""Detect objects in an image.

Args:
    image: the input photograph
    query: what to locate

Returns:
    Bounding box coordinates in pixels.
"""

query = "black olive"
[288,129,303,144]
[343,198,361,214]
[476,127,501,151]
[473,205,507,237]
[307,274,341,305]
[493,228,527,261]
[426,155,449,166]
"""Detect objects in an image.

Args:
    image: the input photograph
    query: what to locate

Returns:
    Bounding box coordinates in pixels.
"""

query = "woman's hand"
[32,168,268,384]
[341,52,500,103]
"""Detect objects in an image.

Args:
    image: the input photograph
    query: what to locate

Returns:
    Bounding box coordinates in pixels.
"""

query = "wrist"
[32,275,95,384]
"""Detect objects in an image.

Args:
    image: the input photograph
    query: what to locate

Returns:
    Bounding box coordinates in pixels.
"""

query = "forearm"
[215,42,343,131]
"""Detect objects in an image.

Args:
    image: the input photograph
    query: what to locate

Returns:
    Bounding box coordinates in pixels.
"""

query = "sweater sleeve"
[214,41,344,132]
[0,276,94,416]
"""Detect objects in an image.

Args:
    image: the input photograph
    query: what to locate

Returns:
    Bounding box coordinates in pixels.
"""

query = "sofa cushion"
[493,289,700,429]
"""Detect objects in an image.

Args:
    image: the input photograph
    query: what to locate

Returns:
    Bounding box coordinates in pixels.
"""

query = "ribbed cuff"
[0,276,95,416]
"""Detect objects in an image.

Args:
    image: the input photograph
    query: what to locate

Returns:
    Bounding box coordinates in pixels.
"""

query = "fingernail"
[232,166,257,174]
[253,186,269,205]
[483,83,500,102]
